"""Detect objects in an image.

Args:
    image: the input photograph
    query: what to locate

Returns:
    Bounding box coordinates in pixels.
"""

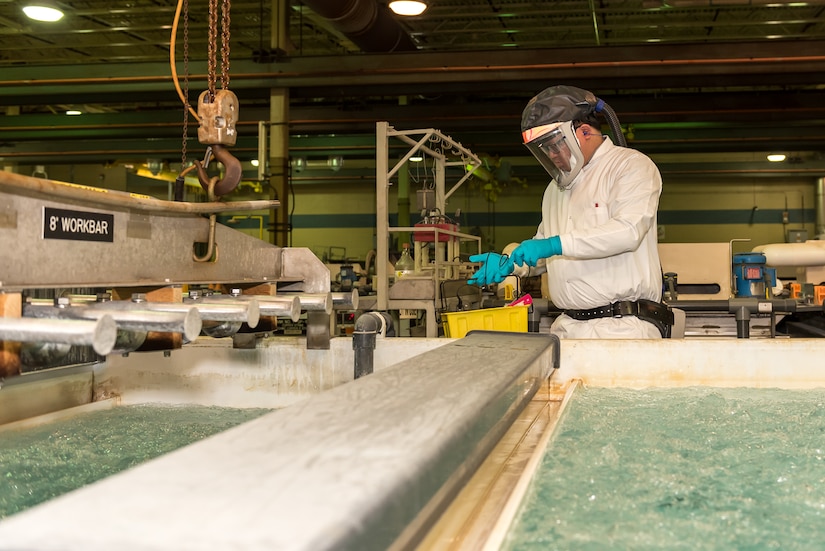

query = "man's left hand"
[511,236,562,267]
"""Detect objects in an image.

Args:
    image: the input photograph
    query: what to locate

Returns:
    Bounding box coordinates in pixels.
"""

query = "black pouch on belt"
[637,299,675,338]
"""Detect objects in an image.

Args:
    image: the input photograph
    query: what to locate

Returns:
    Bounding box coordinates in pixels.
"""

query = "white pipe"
[0,316,117,356]
[752,242,825,267]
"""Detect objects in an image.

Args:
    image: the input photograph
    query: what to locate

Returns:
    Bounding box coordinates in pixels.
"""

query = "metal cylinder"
[332,290,359,311]
[257,296,301,322]
[283,293,333,315]
[202,294,301,322]
[25,303,202,343]
[183,299,260,328]
[0,315,117,356]
[96,300,259,329]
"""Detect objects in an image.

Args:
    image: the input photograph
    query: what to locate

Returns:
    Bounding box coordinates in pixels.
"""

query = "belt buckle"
[611,301,636,318]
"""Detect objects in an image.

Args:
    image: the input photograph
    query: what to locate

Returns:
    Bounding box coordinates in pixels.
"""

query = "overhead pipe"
[301,0,418,52]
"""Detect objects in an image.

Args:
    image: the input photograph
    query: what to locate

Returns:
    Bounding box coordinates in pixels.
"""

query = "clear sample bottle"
[394,242,415,281]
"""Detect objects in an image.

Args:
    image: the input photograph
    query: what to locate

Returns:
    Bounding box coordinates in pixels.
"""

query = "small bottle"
[395,242,415,281]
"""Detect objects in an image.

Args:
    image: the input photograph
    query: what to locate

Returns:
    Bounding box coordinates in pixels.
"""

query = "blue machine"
[733,252,776,297]
[338,264,358,291]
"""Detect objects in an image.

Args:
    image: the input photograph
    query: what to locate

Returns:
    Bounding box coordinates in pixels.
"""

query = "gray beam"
[0,332,558,551]
[0,40,823,101]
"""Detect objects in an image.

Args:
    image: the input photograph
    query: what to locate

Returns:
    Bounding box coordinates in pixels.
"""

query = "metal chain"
[181,0,190,168]
[221,0,231,89]
[207,0,218,99]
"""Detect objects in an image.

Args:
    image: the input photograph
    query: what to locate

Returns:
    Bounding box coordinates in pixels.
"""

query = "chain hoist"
[171,0,241,198]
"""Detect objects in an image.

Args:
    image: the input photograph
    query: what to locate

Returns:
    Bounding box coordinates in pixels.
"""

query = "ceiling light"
[767,154,786,162]
[22,3,65,22]
[65,110,82,116]
[389,1,428,16]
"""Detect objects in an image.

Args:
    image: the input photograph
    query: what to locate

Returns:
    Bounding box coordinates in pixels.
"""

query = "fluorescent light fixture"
[409,155,424,162]
[22,3,65,22]
[65,110,82,116]
[389,1,427,16]
[767,154,786,162]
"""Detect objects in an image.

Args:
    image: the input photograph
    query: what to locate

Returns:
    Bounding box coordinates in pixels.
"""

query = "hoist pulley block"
[197,89,239,146]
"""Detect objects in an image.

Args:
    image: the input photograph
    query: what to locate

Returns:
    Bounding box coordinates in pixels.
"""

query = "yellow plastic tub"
[442,305,529,338]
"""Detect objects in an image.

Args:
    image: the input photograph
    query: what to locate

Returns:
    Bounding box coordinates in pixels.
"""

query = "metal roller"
[256,296,301,322]
[96,299,260,329]
[184,299,261,329]
[0,315,117,356]
[283,293,333,315]
[24,303,203,343]
[201,293,301,323]
[332,290,359,311]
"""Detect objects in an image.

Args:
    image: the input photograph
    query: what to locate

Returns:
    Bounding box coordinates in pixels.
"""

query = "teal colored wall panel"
[659,209,815,225]
[222,209,815,230]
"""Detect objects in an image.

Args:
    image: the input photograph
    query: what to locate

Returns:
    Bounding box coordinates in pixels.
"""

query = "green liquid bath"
[504,387,825,550]
[0,404,270,519]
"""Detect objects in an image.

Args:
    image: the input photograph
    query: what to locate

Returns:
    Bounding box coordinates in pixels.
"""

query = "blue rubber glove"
[510,236,562,268]
[467,252,515,286]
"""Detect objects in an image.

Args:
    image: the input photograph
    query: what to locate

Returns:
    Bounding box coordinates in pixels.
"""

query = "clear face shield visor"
[523,122,585,190]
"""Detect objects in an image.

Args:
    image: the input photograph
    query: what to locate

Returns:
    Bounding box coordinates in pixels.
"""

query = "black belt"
[563,299,675,337]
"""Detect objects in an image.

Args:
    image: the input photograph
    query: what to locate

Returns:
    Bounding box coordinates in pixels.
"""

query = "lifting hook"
[194,144,243,197]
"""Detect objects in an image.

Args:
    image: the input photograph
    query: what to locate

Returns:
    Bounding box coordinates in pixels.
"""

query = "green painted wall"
[23,163,820,264]
[281,175,819,262]
[658,177,816,254]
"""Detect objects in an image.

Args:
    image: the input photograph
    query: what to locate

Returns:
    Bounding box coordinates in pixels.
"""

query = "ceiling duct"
[302,0,418,52]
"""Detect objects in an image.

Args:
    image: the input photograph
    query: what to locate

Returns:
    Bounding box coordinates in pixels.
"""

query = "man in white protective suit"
[468,85,673,339]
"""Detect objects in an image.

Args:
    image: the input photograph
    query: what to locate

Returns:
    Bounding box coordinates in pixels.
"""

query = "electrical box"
[416,189,435,211]
[787,229,807,243]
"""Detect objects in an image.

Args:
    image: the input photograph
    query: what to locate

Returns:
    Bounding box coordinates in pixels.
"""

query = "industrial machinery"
[0,169,351,379]
[659,241,825,338]
[367,122,485,337]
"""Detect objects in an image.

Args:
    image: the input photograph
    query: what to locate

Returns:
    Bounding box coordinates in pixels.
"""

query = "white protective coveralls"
[518,135,664,339]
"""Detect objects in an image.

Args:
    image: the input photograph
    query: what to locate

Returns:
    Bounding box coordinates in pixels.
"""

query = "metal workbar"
[0,170,279,214]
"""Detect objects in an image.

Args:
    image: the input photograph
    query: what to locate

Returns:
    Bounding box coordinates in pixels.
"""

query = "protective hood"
[521,85,602,132]
[521,85,605,189]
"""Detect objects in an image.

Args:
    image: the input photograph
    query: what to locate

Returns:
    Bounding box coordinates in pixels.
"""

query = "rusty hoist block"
[194,89,242,197]
[197,89,238,146]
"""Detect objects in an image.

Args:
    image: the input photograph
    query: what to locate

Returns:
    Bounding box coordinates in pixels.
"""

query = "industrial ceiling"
[0,0,824,182]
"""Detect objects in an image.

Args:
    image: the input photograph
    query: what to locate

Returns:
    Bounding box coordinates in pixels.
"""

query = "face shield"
[523,121,585,190]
